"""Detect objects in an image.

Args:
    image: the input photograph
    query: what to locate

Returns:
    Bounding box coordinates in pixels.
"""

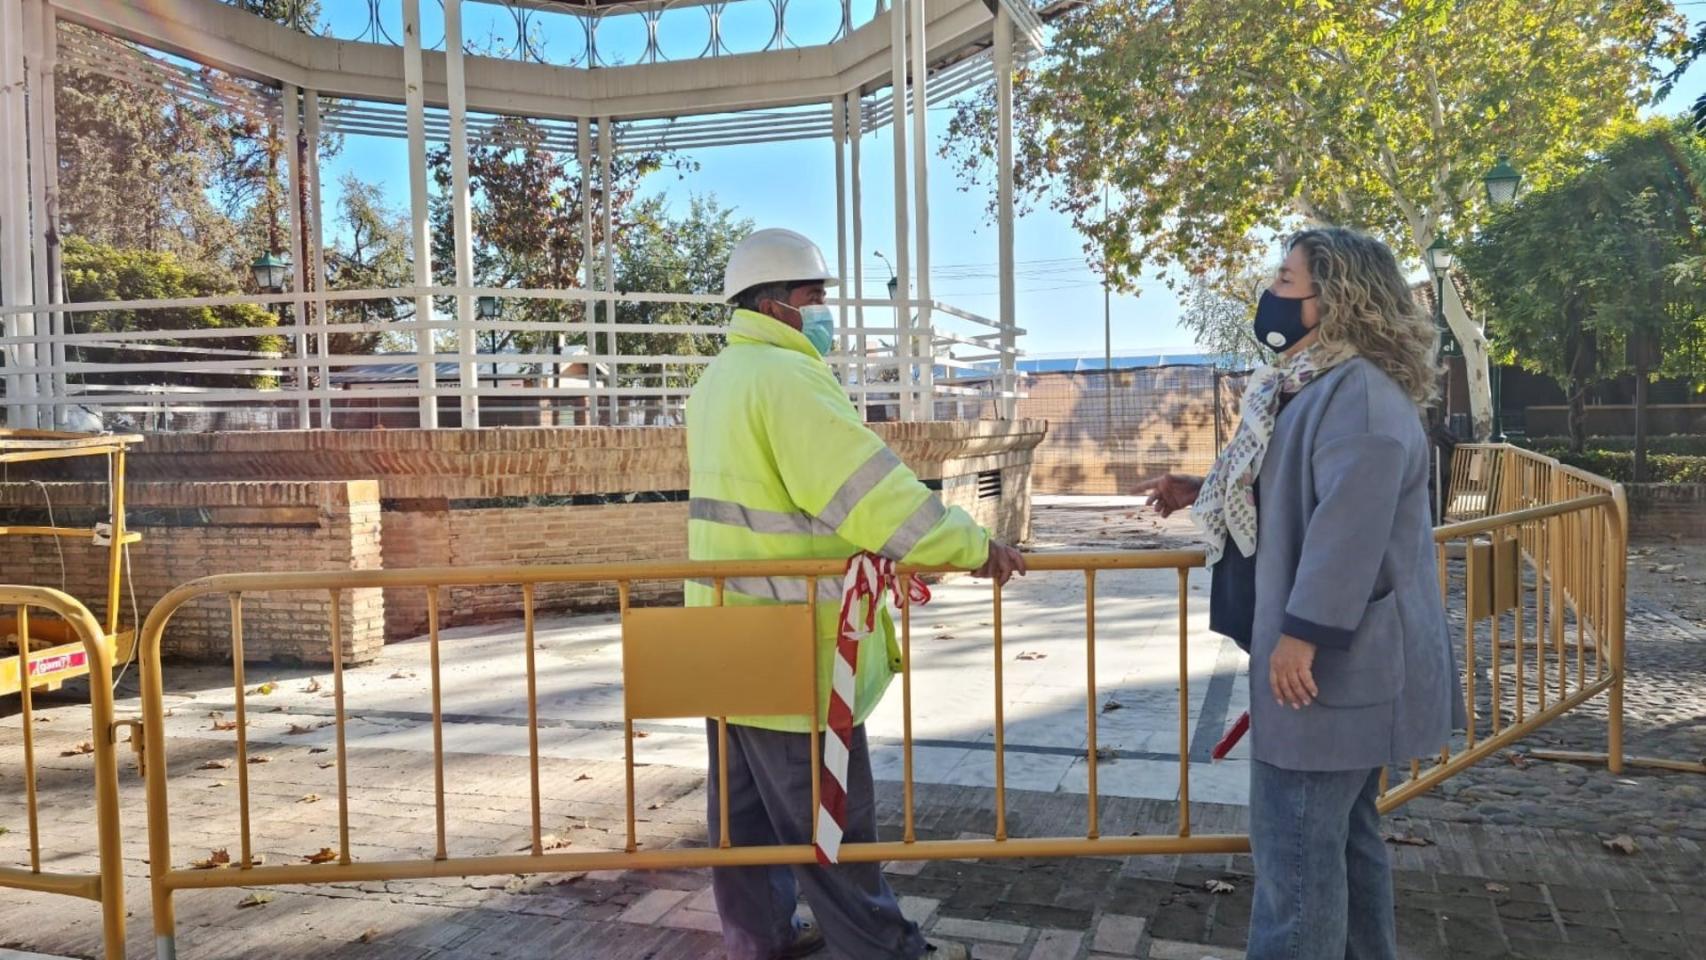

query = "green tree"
[59,236,286,392]
[1460,123,1706,476]
[324,174,416,356]
[613,194,753,388]
[946,0,1687,439]
[427,117,674,358]
[1177,262,1268,370]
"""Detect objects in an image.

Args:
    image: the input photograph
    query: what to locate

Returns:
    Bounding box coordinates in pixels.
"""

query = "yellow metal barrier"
[128,444,1626,959]
[0,585,127,960]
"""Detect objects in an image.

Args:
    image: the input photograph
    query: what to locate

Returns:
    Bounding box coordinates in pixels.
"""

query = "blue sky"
[314,3,1706,358]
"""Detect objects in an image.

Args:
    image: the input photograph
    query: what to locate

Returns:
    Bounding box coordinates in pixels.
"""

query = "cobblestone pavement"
[2,497,1703,960]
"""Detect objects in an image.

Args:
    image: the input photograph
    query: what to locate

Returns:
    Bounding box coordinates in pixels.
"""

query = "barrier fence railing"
[0,586,126,960]
[2,445,1620,960]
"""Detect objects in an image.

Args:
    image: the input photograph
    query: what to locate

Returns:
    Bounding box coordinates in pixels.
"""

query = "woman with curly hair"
[1138,226,1463,959]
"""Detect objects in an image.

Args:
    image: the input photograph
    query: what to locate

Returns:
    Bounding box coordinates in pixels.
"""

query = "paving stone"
[617,888,690,925]
[899,896,941,924]
[1090,913,1146,955]
[1028,929,1082,960]
[929,917,1032,945]
[1146,940,1241,960]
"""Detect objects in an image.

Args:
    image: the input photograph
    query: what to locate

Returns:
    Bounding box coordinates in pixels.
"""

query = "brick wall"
[1015,368,1235,495]
[0,481,385,664]
[1627,483,1706,540]
[11,422,1044,650]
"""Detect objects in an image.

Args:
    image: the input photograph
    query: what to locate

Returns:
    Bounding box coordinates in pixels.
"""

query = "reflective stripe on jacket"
[685,309,991,732]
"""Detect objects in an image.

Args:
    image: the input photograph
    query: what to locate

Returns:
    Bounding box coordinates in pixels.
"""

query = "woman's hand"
[1269,634,1318,709]
[1133,474,1204,518]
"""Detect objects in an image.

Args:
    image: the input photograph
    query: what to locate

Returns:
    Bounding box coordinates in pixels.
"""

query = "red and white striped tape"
[815,552,930,865]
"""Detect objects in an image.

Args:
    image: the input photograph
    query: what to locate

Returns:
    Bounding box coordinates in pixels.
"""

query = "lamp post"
[1426,238,1459,434]
[1482,156,1523,442]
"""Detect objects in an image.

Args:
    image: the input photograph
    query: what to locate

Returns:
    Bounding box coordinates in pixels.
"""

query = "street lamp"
[873,250,899,300]
[250,251,289,293]
[1481,156,1522,441]
[476,295,501,321]
[1482,155,1523,208]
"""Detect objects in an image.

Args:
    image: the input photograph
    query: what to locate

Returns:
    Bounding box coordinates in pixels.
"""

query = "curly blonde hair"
[1288,227,1440,406]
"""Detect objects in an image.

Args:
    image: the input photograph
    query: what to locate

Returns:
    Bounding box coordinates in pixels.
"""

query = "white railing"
[0,287,1021,431]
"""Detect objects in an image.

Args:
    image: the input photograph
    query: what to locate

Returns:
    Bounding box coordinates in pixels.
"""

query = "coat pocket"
[1311,590,1405,709]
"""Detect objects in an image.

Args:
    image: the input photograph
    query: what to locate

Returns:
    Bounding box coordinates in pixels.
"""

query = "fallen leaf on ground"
[646,802,662,810]
[1505,752,1530,770]
[1485,882,1510,894]
[190,849,231,870]
[634,731,649,739]
[249,682,276,696]
[543,835,571,851]
[309,746,329,754]
[236,892,273,908]
[303,847,338,864]
[1015,651,1047,661]
[1093,746,1118,761]
[934,633,955,640]
[303,677,323,693]
[1205,879,1236,894]
[211,719,238,732]
[209,781,226,788]
[207,711,224,719]
[318,761,335,769]
[1602,834,1638,855]
[1101,700,1124,713]
[199,759,232,770]
[299,794,320,804]
[286,723,318,735]
[34,716,50,723]
[1383,833,1435,847]
[61,741,94,756]
[388,671,415,680]
[575,774,592,782]
[355,928,380,944]
[247,755,272,765]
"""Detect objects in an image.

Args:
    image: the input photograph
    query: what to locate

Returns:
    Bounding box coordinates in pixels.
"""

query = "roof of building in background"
[1013,350,1228,374]
[1411,273,1476,315]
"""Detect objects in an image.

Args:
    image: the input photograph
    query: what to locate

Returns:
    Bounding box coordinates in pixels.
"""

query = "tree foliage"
[613,194,753,388]
[946,1,1687,283]
[1177,262,1269,370]
[427,117,677,357]
[1459,122,1706,470]
[325,174,415,355]
[59,236,285,390]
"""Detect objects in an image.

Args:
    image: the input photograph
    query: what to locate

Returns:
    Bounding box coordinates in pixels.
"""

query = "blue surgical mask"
[1252,289,1317,353]
[799,305,836,357]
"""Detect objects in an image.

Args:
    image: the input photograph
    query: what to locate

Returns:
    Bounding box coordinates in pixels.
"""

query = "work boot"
[778,919,825,958]
[924,940,971,960]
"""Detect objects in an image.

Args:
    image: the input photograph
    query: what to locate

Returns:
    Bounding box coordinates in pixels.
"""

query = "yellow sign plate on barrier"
[622,604,816,720]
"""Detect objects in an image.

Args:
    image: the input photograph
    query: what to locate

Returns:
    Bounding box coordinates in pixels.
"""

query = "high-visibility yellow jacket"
[685,309,991,732]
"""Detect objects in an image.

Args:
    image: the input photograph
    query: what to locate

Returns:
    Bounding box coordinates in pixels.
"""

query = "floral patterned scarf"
[1193,344,1353,568]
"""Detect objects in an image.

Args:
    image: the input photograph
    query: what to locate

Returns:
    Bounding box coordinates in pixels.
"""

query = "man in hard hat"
[687,227,1025,960]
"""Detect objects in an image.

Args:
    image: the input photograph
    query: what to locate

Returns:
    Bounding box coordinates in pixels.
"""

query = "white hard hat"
[722,227,839,303]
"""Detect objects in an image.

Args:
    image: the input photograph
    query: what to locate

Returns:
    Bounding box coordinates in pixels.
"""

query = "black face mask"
[1253,289,1318,354]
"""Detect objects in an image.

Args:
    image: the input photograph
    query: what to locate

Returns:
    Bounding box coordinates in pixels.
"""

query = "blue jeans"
[1247,761,1397,960]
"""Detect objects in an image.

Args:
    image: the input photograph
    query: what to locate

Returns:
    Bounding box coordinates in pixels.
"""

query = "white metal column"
[849,92,867,420]
[403,0,437,428]
[832,94,849,386]
[599,117,615,426]
[282,83,312,428]
[34,0,63,421]
[444,0,479,428]
[305,88,330,428]
[887,0,912,421]
[22,0,52,425]
[0,0,38,427]
[908,0,933,420]
[578,116,597,425]
[995,7,1017,421]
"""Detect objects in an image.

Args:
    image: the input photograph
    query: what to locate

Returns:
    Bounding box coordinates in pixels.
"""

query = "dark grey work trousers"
[705,720,926,960]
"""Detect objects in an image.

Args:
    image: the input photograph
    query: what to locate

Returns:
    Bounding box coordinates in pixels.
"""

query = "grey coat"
[1246,357,1464,771]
